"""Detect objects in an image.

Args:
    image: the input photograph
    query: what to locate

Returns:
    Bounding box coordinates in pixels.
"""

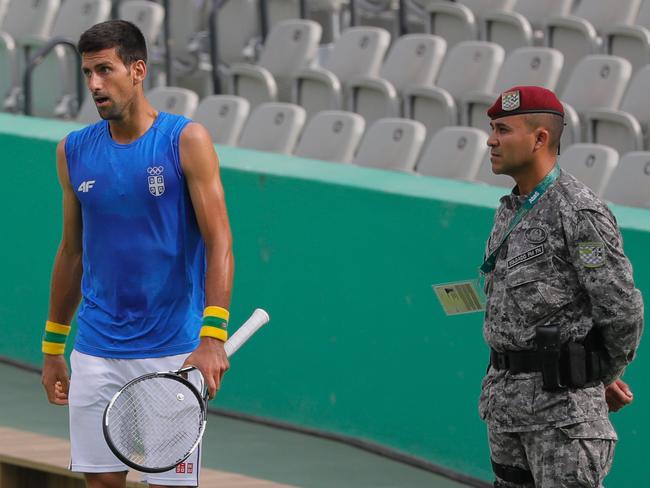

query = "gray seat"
[0,32,14,107]
[605,0,650,73]
[352,118,426,171]
[585,65,650,155]
[193,95,250,146]
[348,34,447,126]
[473,151,513,188]
[24,0,111,117]
[0,0,9,27]
[559,143,619,196]
[230,19,322,108]
[545,0,641,91]
[118,1,164,50]
[463,47,564,130]
[416,126,489,180]
[267,0,347,43]
[602,151,650,207]
[292,26,391,118]
[294,110,365,163]
[483,0,573,53]
[404,41,504,141]
[420,0,516,49]
[147,87,199,118]
[238,102,306,154]
[76,95,101,125]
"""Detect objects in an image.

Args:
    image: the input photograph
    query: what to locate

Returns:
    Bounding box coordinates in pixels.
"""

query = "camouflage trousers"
[488,419,617,487]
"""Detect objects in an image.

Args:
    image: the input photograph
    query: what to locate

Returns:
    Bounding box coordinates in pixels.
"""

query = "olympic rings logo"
[147,166,164,175]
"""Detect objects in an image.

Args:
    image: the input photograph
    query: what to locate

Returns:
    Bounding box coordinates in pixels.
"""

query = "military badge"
[525,227,547,244]
[501,90,520,111]
[578,242,605,268]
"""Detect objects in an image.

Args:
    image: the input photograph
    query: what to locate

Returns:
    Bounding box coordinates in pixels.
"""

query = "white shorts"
[69,349,202,486]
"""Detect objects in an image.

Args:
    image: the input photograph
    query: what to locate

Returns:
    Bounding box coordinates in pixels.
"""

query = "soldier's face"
[487,115,537,176]
[81,48,145,121]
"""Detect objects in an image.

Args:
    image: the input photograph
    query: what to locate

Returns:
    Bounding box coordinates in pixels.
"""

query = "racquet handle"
[224,308,269,357]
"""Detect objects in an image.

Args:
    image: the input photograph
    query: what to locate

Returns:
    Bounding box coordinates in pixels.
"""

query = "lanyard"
[480,165,560,274]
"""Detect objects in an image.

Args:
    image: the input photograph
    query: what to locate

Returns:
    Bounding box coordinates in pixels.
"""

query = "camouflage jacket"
[479,169,644,433]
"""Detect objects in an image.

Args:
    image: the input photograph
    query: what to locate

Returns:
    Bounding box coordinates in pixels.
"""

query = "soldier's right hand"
[605,378,633,412]
[42,354,70,405]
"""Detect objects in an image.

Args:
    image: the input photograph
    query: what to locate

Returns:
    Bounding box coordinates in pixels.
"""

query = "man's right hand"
[605,378,633,412]
[42,354,70,405]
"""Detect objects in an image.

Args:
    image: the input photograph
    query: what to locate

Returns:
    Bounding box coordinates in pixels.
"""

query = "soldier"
[479,85,644,487]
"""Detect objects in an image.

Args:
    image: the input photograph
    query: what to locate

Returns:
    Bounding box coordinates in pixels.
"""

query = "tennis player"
[40,20,233,488]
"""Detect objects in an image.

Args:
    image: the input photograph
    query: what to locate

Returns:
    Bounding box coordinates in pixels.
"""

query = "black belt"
[490,349,542,373]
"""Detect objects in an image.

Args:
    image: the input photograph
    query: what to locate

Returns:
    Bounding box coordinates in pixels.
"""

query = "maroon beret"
[487,85,564,120]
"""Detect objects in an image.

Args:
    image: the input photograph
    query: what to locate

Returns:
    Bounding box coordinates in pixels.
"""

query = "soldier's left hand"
[605,378,633,412]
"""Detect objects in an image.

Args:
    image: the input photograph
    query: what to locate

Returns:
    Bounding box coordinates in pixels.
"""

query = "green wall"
[1,114,647,485]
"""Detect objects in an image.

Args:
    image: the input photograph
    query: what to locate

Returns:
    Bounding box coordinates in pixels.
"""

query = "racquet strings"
[106,375,203,469]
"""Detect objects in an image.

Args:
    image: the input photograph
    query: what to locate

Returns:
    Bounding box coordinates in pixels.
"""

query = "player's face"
[81,48,143,120]
[487,115,536,176]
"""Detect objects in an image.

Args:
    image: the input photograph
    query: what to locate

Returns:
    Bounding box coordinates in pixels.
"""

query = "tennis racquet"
[102,308,269,473]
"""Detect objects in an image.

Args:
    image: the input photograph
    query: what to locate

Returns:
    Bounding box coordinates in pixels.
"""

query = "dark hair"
[524,113,564,152]
[78,20,147,65]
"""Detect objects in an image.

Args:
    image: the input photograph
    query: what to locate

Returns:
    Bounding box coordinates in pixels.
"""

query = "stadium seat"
[585,65,650,154]
[483,0,573,53]
[22,0,111,117]
[605,0,650,73]
[559,143,619,196]
[545,0,641,90]
[561,102,582,150]
[352,118,426,171]
[420,0,516,49]
[267,0,347,43]
[238,102,306,154]
[292,26,390,118]
[347,34,447,126]
[294,110,365,163]
[462,47,564,130]
[147,87,199,118]
[0,0,8,26]
[473,151,513,188]
[75,95,100,125]
[0,32,14,108]
[415,126,489,180]
[229,19,322,108]
[403,41,504,141]
[603,151,650,207]
[118,1,164,50]
[193,95,250,146]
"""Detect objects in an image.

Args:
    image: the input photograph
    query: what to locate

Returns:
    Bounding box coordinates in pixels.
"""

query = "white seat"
[214,0,259,66]
[76,95,100,125]
[193,95,250,146]
[352,118,426,171]
[603,151,650,207]
[585,65,650,154]
[348,34,447,126]
[483,0,573,53]
[404,41,504,140]
[545,0,641,91]
[118,1,164,50]
[25,0,111,117]
[0,32,15,107]
[267,0,347,43]
[230,19,322,108]
[416,126,489,180]
[473,151,513,188]
[559,143,619,196]
[292,26,391,118]
[294,110,365,163]
[238,102,306,154]
[147,87,199,118]
[0,0,9,27]
[420,0,516,49]
[463,47,564,130]
[605,0,650,73]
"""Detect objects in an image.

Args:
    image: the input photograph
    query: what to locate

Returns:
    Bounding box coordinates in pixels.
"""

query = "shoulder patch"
[578,242,605,268]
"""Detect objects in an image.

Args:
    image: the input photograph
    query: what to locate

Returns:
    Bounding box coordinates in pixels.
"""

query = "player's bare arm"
[42,138,83,405]
[180,122,234,399]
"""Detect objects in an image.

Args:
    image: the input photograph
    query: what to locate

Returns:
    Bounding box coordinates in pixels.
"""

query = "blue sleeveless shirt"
[65,113,204,358]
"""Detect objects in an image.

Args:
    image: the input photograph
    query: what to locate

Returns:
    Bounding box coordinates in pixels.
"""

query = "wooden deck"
[0,427,296,488]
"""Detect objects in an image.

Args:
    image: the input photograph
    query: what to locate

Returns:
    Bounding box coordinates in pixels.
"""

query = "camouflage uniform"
[480,169,644,487]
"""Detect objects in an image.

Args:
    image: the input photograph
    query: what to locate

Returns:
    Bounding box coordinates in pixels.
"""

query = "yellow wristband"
[42,342,66,355]
[203,306,229,320]
[199,325,228,342]
[42,320,71,355]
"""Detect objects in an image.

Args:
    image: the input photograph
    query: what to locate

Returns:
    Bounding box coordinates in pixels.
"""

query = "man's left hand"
[605,378,633,412]
[183,337,229,399]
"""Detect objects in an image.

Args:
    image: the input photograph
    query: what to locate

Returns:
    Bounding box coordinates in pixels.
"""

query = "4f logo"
[147,166,165,196]
[78,180,95,192]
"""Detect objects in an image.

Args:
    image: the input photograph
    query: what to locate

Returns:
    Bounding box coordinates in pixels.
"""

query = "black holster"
[535,325,565,391]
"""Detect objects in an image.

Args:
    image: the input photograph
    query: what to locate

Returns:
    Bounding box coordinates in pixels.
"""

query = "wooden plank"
[0,427,295,487]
